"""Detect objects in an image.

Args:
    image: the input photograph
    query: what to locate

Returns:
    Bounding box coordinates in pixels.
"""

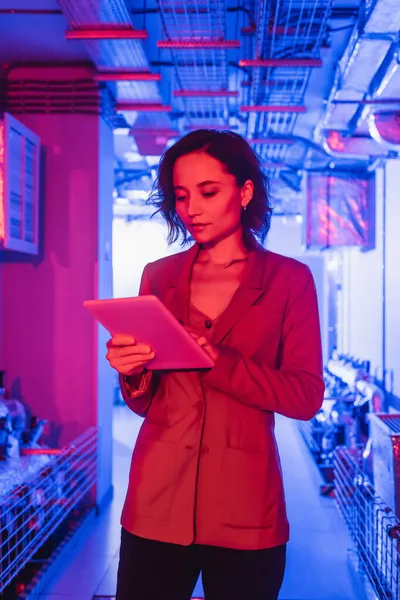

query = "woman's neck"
[198,228,249,267]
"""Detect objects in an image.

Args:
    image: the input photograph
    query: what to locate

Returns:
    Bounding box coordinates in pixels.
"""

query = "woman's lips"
[191,223,210,231]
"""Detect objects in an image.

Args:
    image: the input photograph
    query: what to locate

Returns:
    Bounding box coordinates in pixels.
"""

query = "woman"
[106,129,324,600]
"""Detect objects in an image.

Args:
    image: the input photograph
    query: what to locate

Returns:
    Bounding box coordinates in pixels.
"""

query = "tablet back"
[84,295,214,371]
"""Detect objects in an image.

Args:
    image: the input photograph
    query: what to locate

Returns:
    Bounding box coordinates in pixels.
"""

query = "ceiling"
[0,0,399,215]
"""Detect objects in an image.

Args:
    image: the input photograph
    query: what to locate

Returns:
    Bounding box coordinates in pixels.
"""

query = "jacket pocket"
[219,448,271,528]
[127,440,177,520]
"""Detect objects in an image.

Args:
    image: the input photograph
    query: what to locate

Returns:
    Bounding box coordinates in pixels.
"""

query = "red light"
[173,90,238,98]
[157,39,240,49]
[0,121,5,242]
[94,70,161,82]
[239,59,322,68]
[326,131,346,152]
[15,582,26,595]
[66,27,148,40]
[116,102,172,112]
[241,105,306,113]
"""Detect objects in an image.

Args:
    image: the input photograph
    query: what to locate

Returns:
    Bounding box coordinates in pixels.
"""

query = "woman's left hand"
[185,327,220,363]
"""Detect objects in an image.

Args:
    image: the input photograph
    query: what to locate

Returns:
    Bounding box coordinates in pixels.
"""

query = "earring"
[243,205,247,211]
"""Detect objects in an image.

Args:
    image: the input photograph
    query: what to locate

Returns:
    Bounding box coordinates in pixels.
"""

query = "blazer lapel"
[213,244,268,345]
[163,241,269,344]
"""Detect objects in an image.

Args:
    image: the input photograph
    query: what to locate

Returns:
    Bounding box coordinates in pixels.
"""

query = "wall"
[339,162,400,397]
[384,161,400,396]
[0,107,114,505]
[96,117,115,505]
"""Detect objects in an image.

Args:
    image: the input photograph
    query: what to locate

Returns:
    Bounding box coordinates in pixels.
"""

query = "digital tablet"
[83,295,215,371]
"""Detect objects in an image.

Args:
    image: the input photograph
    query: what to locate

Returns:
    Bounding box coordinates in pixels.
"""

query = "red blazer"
[120,242,324,550]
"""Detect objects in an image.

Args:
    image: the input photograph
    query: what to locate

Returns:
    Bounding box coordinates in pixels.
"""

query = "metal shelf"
[334,446,400,600]
[0,428,98,594]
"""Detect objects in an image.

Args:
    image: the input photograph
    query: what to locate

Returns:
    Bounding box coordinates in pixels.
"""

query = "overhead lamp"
[66,26,148,40]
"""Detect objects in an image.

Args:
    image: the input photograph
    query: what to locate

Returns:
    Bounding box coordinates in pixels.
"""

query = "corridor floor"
[38,407,362,600]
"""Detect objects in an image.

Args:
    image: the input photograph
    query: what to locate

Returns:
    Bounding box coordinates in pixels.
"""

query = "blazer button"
[205,320,213,329]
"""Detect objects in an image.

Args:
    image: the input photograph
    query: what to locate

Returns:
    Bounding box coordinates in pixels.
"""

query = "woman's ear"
[241,179,255,210]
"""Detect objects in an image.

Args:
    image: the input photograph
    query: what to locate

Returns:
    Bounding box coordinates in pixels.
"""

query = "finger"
[112,353,155,367]
[111,335,136,347]
[184,327,199,340]
[115,344,153,357]
[110,354,155,371]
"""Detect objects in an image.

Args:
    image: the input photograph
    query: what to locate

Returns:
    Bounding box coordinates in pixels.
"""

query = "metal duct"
[368,110,400,149]
[315,0,400,137]
[321,129,394,159]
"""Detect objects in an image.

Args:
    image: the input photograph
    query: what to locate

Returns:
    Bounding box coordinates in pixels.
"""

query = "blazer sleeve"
[203,265,325,421]
[119,264,159,417]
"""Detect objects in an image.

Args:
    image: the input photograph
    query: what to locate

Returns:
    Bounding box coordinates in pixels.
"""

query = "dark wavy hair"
[148,129,273,246]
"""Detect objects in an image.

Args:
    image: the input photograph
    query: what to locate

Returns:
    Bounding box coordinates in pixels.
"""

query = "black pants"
[116,528,286,600]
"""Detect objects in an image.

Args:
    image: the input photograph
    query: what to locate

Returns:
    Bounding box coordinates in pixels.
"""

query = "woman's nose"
[187,198,202,217]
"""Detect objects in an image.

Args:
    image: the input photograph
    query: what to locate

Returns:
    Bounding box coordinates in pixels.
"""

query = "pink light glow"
[94,70,161,82]
[157,39,240,49]
[241,105,306,113]
[239,59,322,68]
[66,27,148,40]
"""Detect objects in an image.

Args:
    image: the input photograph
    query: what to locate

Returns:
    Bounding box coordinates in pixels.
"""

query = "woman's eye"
[175,196,186,202]
[203,191,217,198]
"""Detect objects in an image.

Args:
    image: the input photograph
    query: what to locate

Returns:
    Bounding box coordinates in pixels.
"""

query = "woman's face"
[173,151,253,246]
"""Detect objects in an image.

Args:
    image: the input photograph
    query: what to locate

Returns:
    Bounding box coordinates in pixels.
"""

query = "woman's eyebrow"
[198,180,221,186]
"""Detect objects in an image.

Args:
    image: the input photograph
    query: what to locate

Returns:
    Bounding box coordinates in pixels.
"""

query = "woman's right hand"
[106,335,155,376]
